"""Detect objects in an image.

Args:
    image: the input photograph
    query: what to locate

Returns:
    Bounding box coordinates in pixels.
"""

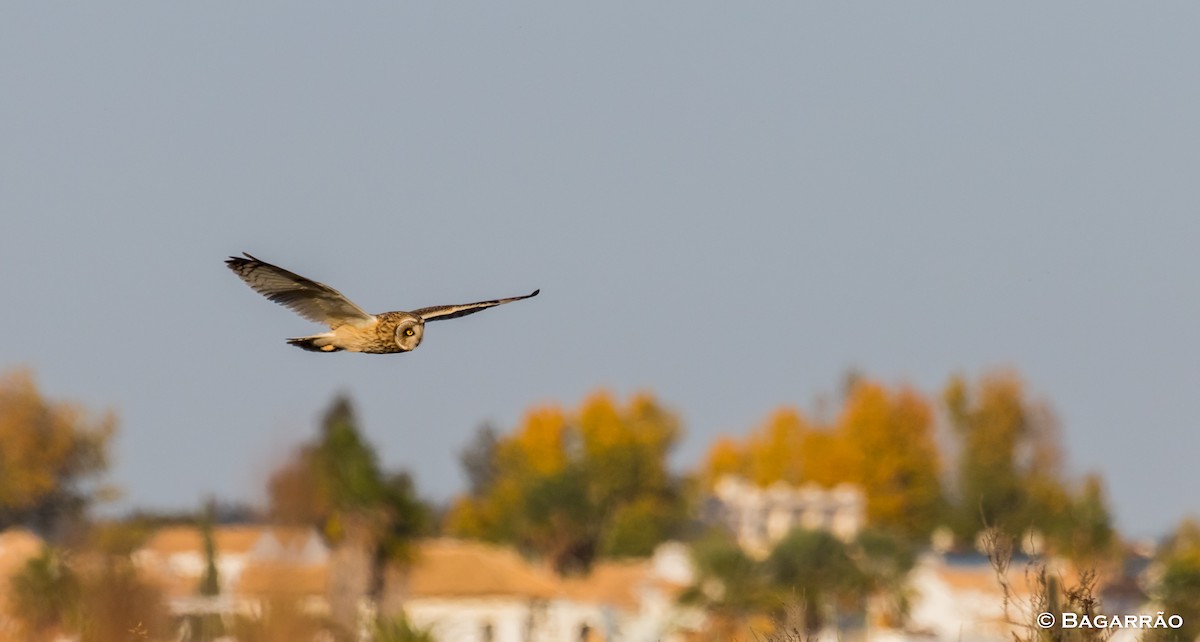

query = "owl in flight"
[226,253,539,354]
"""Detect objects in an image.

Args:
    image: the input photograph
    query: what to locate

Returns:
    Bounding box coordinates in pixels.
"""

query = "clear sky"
[2,3,1197,539]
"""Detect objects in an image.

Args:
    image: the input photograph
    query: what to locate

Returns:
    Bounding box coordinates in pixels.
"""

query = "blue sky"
[2,3,1197,538]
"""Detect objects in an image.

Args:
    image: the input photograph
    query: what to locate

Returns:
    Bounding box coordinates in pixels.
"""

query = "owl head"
[393,315,425,351]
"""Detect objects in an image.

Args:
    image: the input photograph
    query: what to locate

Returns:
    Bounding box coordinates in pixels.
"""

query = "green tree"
[198,500,220,597]
[680,531,776,639]
[766,530,865,634]
[684,528,919,635]
[267,395,429,633]
[852,529,918,627]
[0,369,115,535]
[1059,474,1116,564]
[8,547,80,642]
[371,614,436,642]
[943,371,1114,559]
[1150,519,1200,642]
[184,499,226,642]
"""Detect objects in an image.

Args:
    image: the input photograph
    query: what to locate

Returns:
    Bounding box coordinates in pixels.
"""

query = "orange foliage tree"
[700,378,944,539]
[838,382,943,538]
[0,368,114,534]
[446,391,687,573]
[700,369,1115,558]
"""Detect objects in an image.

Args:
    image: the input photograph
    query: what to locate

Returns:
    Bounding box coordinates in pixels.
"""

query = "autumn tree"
[699,379,943,539]
[942,370,1115,559]
[267,395,429,633]
[837,381,944,538]
[446,391,687,573]
[0,369,115,535]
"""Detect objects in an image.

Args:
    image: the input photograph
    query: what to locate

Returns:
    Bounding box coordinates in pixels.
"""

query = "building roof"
[933,553,1084,598]
[236,561,329,597]
[402,539,561,600]
[562,559,654,611]
[134,527,682,614]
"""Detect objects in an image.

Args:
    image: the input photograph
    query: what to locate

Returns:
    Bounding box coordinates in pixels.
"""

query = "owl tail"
[286,334,342,353]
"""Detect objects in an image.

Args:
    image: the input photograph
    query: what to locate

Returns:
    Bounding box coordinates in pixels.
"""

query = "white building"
[905,552,1088,642]
[709,475,866,557]
[134,524,328,617]
[391,539,702,642]
[133,526,702,642]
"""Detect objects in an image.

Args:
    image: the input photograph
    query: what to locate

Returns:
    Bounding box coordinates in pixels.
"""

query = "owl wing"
[412,289,539,322]
[226,252,374,327]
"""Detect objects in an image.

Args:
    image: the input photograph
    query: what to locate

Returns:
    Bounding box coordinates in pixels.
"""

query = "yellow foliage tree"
[701,437,744,487]
[745,408,809,486]
[700,408,824,486]
[698,378,943,538]
[0,368,115,533]
[837,381,943,538]
[446,391,686,573]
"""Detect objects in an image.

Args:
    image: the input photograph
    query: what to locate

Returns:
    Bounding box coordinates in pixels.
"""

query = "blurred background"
[1,3,1198,642]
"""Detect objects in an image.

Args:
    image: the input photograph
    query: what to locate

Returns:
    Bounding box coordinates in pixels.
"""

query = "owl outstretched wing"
[412,289,540,322]
[226,252,374,328]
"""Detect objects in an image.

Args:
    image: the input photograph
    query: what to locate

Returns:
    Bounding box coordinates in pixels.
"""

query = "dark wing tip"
[226,252,262,270]
[530,289,540,297]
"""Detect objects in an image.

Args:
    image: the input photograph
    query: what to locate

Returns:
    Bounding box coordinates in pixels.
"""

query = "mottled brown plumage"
[226,253,538,354]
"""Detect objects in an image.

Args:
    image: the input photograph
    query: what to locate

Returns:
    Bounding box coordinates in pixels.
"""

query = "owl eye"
[405,328,415,337]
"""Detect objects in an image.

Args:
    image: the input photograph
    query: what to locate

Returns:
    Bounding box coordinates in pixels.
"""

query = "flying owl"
[226,253,539,354]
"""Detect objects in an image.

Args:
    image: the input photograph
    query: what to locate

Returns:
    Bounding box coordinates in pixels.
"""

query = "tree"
[198,500,220,597]
[446,391,687,573]
[851,528,918,627]
[1060,474,1116,564]
[185,499,226,642]
[459,423,500,498]
[267,395,429,633]
[9,545,170,642]
[0,368,115,535]
[1150,519,1200,642]
[943,371,1105,553]
[680,530,776,639]
[766,530,865,633]
[837,381,944,538]
[944,371,1034,537]
[698,379,943,539]
[371,614,436,642]
[8,547,80,642]
[75,557,169,642]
